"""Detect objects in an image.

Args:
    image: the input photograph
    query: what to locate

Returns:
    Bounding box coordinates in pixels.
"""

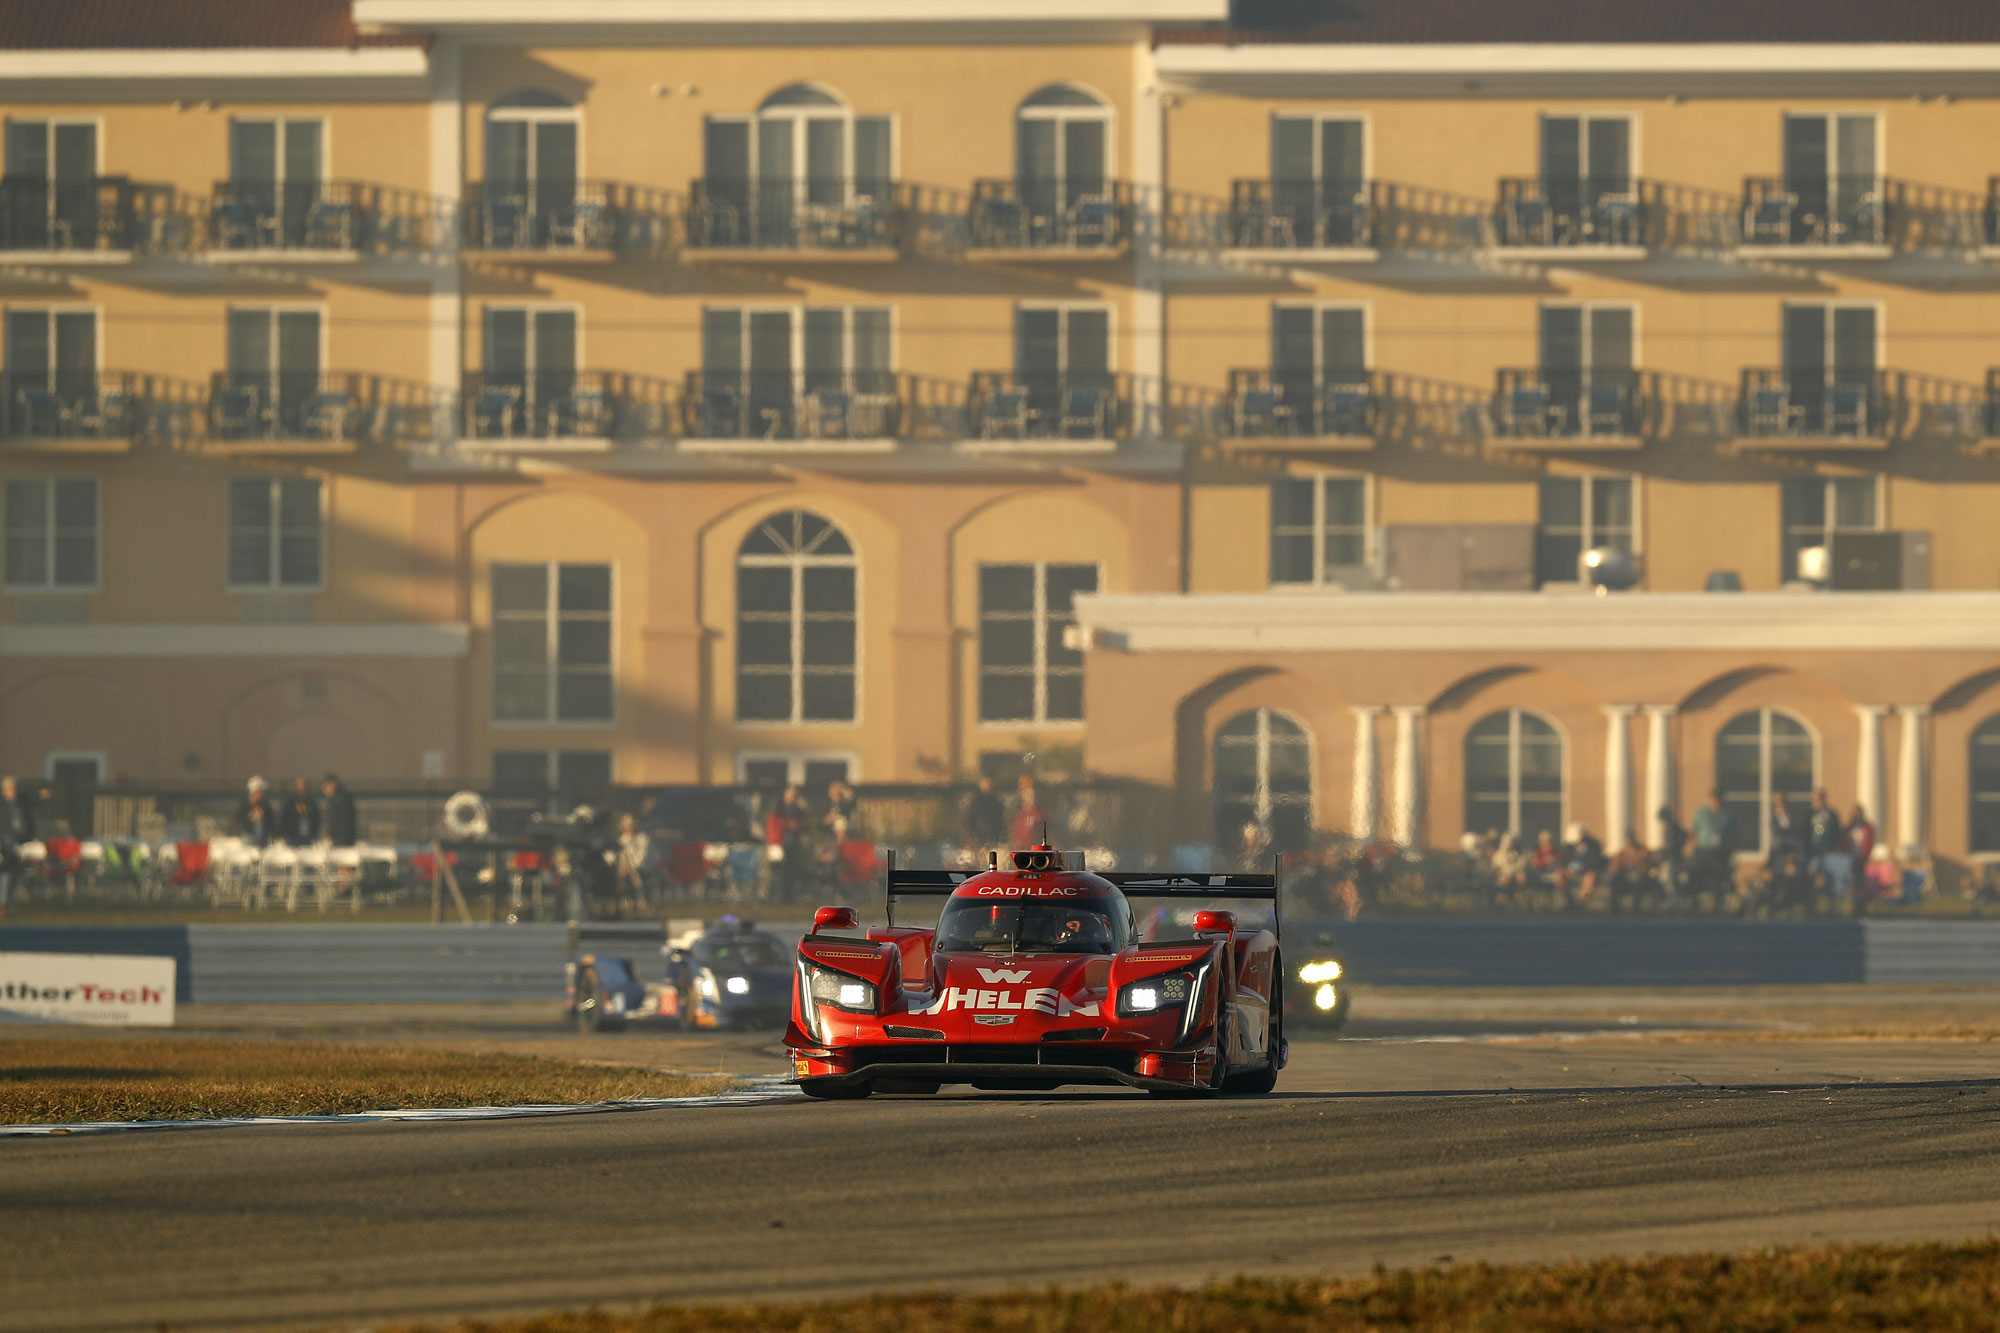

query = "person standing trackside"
[320,773,358,848]
[281,777,320,847]
[1809,787,1850,900]
[237,776,275,848]
[0,775,31,917]
[1010,775,1044,849]
[1689,787,1734,899]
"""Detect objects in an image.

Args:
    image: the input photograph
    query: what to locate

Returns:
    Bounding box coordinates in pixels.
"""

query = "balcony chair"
[1826,381,1871,436]
[1060,383,1109,439]
[1743,190,1797,244]
[303,198,355,250]
[1502,381,1553,436]
[1587,381,1631,437]
[1848,190,1888,245]
[700,381,744,437]
[77,386,133,438]
[1320,381,1372,437]
[1507,195,1552,246]
[471,383,521,439]
[14,386,69,437]
[481,195,530,249]
[980,384,1032,439]
[1233,383,1284,437]
[1745,384,1802,437]
[848,388,897,438]
[804,386,853,439]
[1068,194,1117,247]
[974,195,1027,248]
[213,384,263,440]
[551,198,610,250]
[1324,191,1373,247]
[211,197,270,249]
[1593,192,1640,245]
[302,390,354,441]
[560,385,610,437]
[698,198,742,247]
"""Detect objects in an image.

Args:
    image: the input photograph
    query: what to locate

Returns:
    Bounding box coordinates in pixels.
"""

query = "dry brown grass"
[0,1037,727,1122]
[384,1241,2000,1332]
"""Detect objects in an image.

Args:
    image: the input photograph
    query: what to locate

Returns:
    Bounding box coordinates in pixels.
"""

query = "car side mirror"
[812,906,859,934]
[1192,910,1235,935]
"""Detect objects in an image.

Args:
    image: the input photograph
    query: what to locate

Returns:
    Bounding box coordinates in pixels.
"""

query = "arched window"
[700,84,892,247]
[483,88,578,246]
[1212,708,1313,854]
[1464,709,1564,844]
[1715,708,1816,855]
[1971,714,2000,854]
[1017,84,1110,226]
[736,510,856,723]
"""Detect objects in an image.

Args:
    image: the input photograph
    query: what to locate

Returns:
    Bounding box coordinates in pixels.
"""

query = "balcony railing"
[685,178,903,252]
[1738,368,1891,439]
[968,179,1131,251]
[0,177,146,253]
[462,181,660,255]
[1989,178,2000,247]
[1493,177,1649,248]
[204,180,455,256]
[1224,368,1379,439]
[462,370,672,442]
[682,369,916,441]
[968,371,1132,442]
[1740,175,1893,248]
[2,370,157,441]
[1226,179,1378,249]
[1990,369,2000,437]
[206,372,435,444]
[1492,369,1643,440]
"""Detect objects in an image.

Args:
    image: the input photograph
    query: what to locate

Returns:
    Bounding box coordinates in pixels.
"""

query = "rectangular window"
[226,307,321,437]
[700,304,892,438]
[1270,113,1366,246]
[1782,111,1879,240]
[1273,304,1367,436]
[227,476,322,589]
[3,307,97,436]
[3,118,99,249]
[1782,303,1878,435]
[3,476,97,590]
[1540,114,1633,203]
[228,117,323,246]
[978,561,1098,724]
[1535,475,1634,586]
[492,561,613,724]
[1540,304,1635,437]
[493,749,612,802]
[1780,475,1877,583]
[1270,475,1369,586]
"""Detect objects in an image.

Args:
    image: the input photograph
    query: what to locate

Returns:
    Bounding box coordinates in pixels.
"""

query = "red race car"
[785,844,1286,1098]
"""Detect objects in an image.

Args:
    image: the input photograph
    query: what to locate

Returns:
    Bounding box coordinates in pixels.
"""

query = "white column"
[1854,704,1887,836]
[1603,705,1635,851]
[1349,706,1382,840]
[1643,705,1674,850]
[1895,703,1928,858]
[1390,705,1424,848]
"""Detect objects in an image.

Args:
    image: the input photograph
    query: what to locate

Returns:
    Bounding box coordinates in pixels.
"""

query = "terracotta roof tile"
[0,0,420,50]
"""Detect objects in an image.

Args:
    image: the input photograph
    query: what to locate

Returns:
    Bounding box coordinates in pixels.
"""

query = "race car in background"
[1143,906,1349,1034]
[566,916,792,1032]
[786,845,1286,1098]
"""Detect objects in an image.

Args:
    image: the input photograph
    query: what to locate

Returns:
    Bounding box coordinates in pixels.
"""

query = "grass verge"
[0,1037,728,1123]
[384,1241,2000,1332]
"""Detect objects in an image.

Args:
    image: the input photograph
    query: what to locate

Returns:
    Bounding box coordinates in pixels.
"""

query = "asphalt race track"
[6,1033,2000,1332]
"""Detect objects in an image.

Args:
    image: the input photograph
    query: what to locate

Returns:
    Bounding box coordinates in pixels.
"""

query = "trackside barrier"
[5,920,2000,1004]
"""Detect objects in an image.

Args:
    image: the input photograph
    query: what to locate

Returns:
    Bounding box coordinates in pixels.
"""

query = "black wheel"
[1225,964,1281,1095]
[799,1079,872,1100]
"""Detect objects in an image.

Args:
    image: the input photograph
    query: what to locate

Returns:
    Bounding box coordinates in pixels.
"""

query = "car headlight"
[725,975,751,996]
[1313,982,1340,1011]
[807,965,876,1014]
[695,971,718,999]
[1299,960,1342,984]
[1117,970,1193,1018]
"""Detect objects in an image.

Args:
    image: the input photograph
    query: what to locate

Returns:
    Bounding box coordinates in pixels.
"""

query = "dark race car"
[785,844,1286,1098]
[566,916,792,1032]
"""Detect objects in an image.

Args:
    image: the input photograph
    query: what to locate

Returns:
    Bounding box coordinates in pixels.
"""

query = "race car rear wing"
[881,851,1281,938]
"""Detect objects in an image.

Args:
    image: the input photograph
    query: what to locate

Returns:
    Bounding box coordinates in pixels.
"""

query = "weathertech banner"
[0,952,176,1027]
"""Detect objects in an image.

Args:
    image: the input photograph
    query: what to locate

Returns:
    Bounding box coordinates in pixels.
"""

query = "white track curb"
[2,1078,802,1137]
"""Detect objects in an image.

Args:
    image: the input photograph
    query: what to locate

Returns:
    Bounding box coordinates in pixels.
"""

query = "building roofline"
[1153,41,2000,95]
[355,0,1225,35]
[1072,591,2000,656]
[0,47,430,86]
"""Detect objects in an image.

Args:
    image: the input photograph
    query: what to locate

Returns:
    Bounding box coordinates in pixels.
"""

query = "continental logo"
[810,949,882,960]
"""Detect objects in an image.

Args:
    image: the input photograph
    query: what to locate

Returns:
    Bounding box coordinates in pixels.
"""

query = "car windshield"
[694,935,784,968]
[935,900,1122,955]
